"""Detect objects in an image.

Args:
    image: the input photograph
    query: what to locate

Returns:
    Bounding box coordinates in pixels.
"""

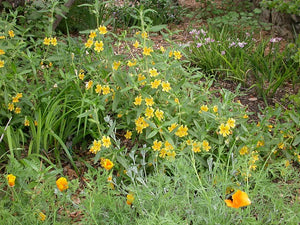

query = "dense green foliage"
[0,0,299,224]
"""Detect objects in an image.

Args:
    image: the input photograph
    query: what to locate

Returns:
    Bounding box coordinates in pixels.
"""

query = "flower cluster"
[189,140,212,153]
[89,136,111,154]
[84,25,108,52]
[43,37,57,46]
[218,118,236,137]
[7,93,23,114]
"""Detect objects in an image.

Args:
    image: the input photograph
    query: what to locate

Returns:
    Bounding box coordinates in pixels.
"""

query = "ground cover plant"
[0,0,300,224]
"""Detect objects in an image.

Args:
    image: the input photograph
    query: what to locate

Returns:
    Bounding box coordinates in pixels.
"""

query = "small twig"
[0,117,12,143]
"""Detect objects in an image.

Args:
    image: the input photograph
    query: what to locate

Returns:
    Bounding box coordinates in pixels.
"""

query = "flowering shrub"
[0,4,300,224]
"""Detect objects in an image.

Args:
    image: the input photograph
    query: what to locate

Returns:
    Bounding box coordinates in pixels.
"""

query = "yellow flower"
[86,80,93,90]
[150,79,161,89]
[89,31,97,39]
[39,212,46,221]
[0,36,5,39]
[85,38,94,48]
[168,123,178,132]
[56,177,68,192]
[186,139,193,145]
[224,190,251,208]
[124,130,132,139]
[94,41,104,52]
[127,59,137,67]
[219,123,230,137]
[192,142,201,153]
[202,140,211,151]
[285,160,290,167]
[8,103,14,111]
[239,146,249,155]
[135,116,149,134]
[6,174,16,187]
[14,107,21,114]
[155,109,164,121]
[160,46,165,52]
[278,142,285,149]
[34,120,38,126]
[43,37,51,45]
[227,118,236,128]
[126,193,134,205]
[149,68,159,77]
[162,81,171,92]
[152,140,162,151]
[8,30,15,38]
[134,95,142,106]
[145,107,154,119]
[141,31,148,38]
[159,148,168,158]
[78,72,85,80]
[175,125,188,137]
[143,47,153,56]
[50,37,57,46]
[16,93,22,99]
[174,98,179,104]
[133,40,139,48]
[213,105,218,113]
[0,60,4,68]
[199,105,208,112]
[145,97,154,106]
[98,25,108,34]
[95,84,102,94]
[243,114,249,119]
[169,51,173,57]
[164,141,174,150]
[12,96,19,103]
[138,74,146,82]
[173,50,182,59]
[24,119,30,126]
[256,140,264,147]
[102,85,110,95]
[101,158,114,170]
[112,61,121,70]
[0,49,5,55]
[250,164,257,171]
[89,140,101,154]
[167,151,176,160]
[102,136,111,148]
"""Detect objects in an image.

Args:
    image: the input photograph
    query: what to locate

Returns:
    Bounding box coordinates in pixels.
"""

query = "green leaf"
[147,130,158,139]
[149,25,167,32]
[77,110,93,118]
[289,112,299,124]
[293,134,300,147]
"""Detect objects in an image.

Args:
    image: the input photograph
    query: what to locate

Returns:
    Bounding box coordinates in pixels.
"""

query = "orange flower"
[38,212,46,221]
[101,158,114,170]
[6,174,16,187]
[224,190,251,208]
[56,177,68,192]
[126,193,134,205]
